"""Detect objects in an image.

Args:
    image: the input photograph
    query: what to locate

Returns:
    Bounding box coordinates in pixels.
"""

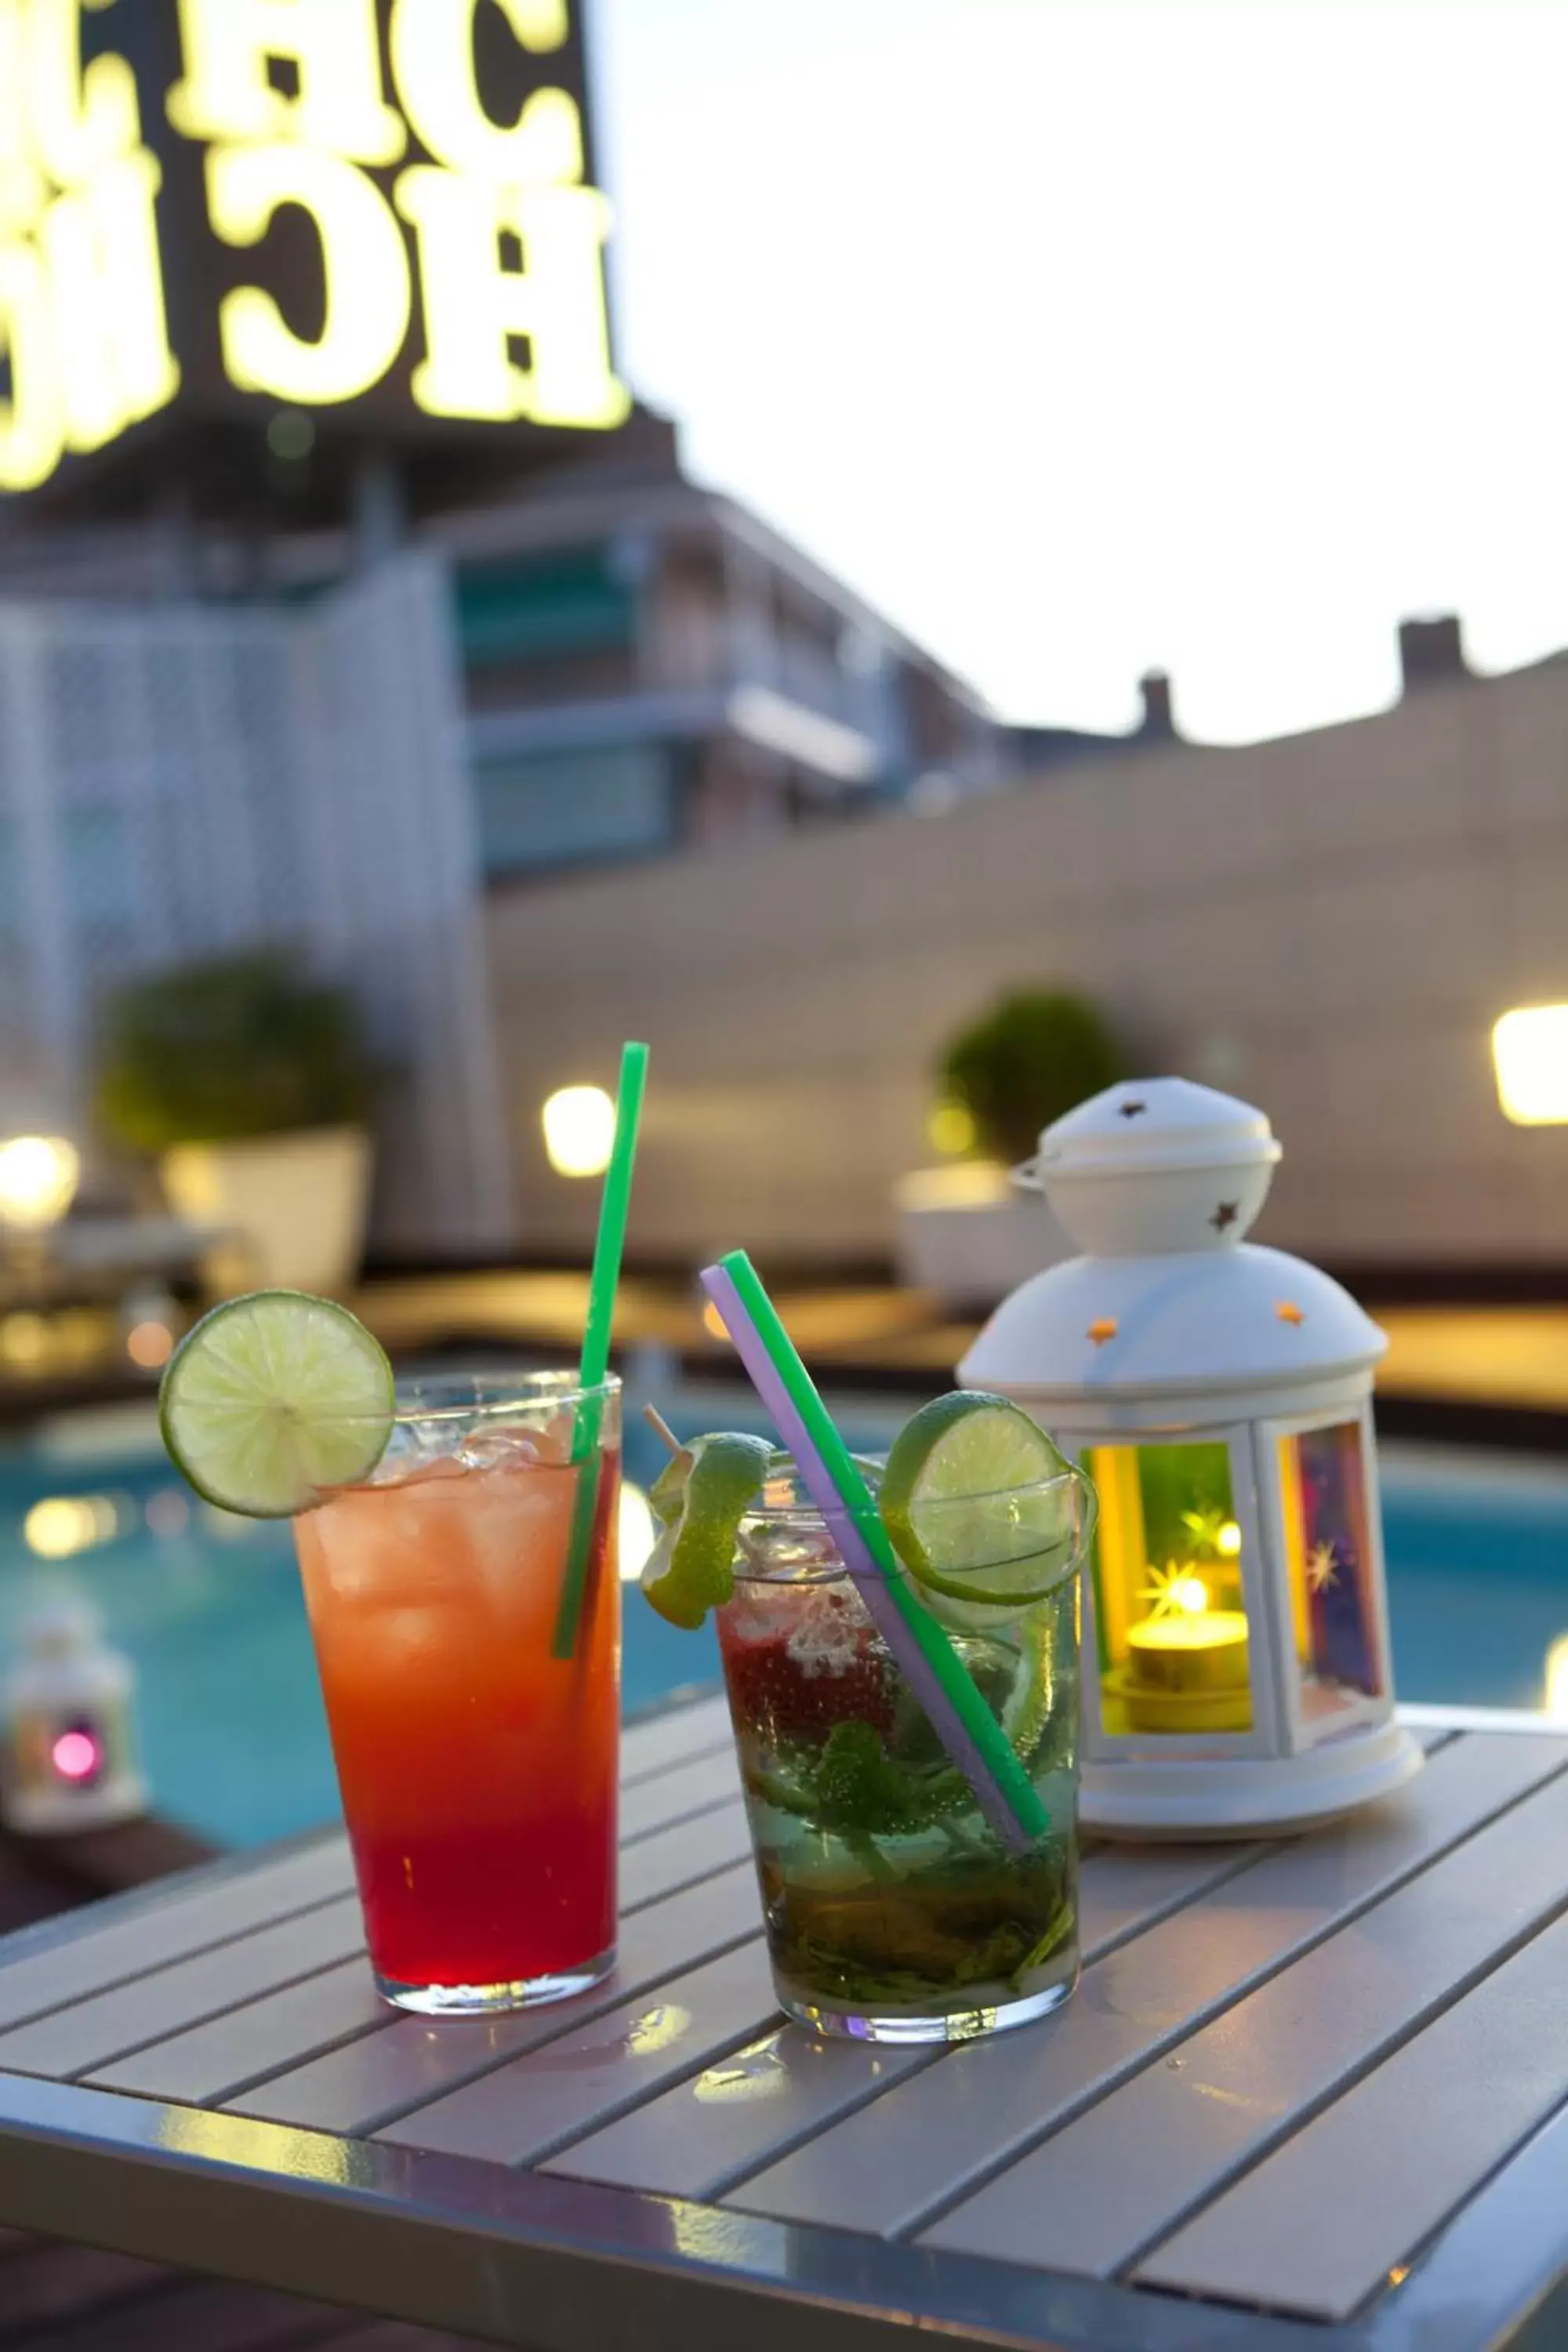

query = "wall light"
[126,1321,175,1370]
[0,1135,80,1230]
[1546,1634,1568,1718]
[24,1494,123,1560]
[541,1085,615,1178]
[1493,1004,1568,1125]
[927,1102,977,1156]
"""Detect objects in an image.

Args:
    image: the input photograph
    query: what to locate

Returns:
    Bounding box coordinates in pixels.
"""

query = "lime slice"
[159,1290,395,1517]
[641,1432,773,1628]
[879,1391,1080,1629]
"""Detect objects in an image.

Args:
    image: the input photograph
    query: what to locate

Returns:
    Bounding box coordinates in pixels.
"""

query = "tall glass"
[716,1462,1087,2044]
[292,1372,621,2014]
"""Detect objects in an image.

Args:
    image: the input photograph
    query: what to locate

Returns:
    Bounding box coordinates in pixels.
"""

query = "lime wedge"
[159,1290,395,1517]
[641,1432,773,1628]
[879,1391,1080,1629]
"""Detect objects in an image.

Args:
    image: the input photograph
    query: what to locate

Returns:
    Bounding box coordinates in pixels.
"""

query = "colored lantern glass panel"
[1278,1421,1384,1723]
[1086,1441,1253,1737]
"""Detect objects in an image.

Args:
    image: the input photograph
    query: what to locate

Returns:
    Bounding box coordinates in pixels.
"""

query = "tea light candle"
[1127,1610,1250,1695]
[1121,1607,1252,1733]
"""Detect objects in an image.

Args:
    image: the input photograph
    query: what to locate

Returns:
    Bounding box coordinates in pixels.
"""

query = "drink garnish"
[158,1289,394,1517]
[641,1431,773,1627]
[877,1392,1080,1629]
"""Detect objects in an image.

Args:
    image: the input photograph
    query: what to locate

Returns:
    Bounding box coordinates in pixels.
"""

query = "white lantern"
[960,1077,1423,1838]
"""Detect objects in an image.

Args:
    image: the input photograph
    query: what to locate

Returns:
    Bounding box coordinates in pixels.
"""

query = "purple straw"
[701,1261,1033,1853]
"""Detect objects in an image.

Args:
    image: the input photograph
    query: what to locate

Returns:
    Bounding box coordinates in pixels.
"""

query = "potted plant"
[895,989,1130,1308]
[95,953,379,1297]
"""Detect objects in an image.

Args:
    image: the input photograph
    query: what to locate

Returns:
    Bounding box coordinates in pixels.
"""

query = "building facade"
[0,434,1007,884]
[483,622,1568,1273]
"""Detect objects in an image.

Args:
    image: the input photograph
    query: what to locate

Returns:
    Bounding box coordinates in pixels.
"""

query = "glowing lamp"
[960,1078,1421,1837]
[51,1728,102,1784]
[0,1134,80,1232]
[2,1599,146,1834]
[1493,1004,1568,1125]
[542,1085,615,1178]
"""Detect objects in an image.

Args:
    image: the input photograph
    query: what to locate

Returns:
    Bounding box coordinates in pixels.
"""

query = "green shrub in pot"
[95,952,379,1297]
[96,952,377,1152]
[938,989,1128,1168]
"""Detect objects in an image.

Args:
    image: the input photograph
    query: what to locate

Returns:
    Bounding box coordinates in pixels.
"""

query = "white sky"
[593,1,1568,741]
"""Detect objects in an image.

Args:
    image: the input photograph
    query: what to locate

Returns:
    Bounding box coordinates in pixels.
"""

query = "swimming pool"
[1,1388,1565,1848]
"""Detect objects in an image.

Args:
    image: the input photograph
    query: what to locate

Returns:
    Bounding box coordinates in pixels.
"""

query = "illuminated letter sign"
[0,0,630,503]
[209,143,412,403]
[167,0,406,164]
[0,0,178,492]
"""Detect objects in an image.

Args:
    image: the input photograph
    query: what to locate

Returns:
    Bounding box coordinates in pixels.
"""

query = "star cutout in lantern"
[1087,1317,1119,1346]
[1276,1301,1305,1327]
[1118,1099,1148,1120]
[1305,1540,1339,1594]
[1210,1201,1239,1232]
[1138,1561,1209,1620]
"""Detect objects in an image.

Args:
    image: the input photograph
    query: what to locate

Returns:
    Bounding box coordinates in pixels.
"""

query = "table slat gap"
[919,1765,1568,2280]
[548,1839,1280,2209]
[720,1731,1568,2243]
[553,2034,945,2209]
[88,1959,388,2111]
[618,1801,753,1915]
[895,1738,1568,2248]
[619,1752,744,1848]
[1118,1898,1568,2292]
[0,1897,367,2085]
[617,1698,731,1786]
[1134,1904,1568,2320]
[64,1925,373,2089]
[0,1840,356,2039]
[372,1942,781,2166]
[256,1920,769,2144]
[227,1865,764,2137]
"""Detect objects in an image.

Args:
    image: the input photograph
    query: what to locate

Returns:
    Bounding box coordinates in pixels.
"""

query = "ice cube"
[365,1421,463,1486]
[456,1425,546,1472]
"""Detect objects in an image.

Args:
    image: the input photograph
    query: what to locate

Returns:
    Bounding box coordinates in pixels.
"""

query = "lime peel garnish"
[641,1431,775,1628]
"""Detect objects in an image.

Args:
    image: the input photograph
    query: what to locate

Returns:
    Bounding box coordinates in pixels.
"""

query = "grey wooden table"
[1,1700,1568,2352]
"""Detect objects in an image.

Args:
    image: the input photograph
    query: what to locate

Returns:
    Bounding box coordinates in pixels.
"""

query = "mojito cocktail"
[293,1371,622,2012]
[715,1461,1081,2041]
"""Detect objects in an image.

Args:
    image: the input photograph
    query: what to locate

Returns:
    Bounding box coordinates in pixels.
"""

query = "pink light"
[51,1730,100,1782]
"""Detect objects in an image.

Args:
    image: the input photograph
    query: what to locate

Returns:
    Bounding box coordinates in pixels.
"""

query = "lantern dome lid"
[1018,1076,1283,1258]
[1036,1076,1279,1185]
[967,1077,1384,1402]
[959,1242,1387,1402]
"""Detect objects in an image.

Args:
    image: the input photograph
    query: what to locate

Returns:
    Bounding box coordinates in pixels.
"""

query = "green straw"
[551,1041,649,1659]
[710,1250,1047,1846]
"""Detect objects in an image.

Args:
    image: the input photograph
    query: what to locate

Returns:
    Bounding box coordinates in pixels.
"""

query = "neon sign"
[0,0,629,497]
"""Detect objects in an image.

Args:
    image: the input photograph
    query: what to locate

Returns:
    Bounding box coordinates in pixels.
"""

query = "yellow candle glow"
[1121,1604,1252,1731]
[1127,1608,1250,1690]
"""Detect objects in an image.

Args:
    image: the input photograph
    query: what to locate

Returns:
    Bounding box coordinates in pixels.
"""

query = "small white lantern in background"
[960,1078,1423,1838]
[2,1599,147,1833]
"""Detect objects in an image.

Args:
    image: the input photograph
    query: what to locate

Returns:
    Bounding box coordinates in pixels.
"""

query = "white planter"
[161,1126,373,1298]
[893,1163,1073,1311]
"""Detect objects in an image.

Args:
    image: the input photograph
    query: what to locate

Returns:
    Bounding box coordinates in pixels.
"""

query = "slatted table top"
[1,1702,1567,2352]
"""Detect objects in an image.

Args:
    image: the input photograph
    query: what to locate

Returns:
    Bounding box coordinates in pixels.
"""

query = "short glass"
[292,1371,622,2015]
[716,1461,1087,2043]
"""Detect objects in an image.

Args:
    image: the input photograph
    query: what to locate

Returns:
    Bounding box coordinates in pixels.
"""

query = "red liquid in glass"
[293,1443,620,1992]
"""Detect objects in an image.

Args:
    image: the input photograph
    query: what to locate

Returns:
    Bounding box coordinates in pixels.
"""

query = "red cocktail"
[293,1373,621,2012]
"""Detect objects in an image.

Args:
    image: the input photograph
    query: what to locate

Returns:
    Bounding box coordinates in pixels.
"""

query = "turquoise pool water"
[1,1396,1565,1848]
